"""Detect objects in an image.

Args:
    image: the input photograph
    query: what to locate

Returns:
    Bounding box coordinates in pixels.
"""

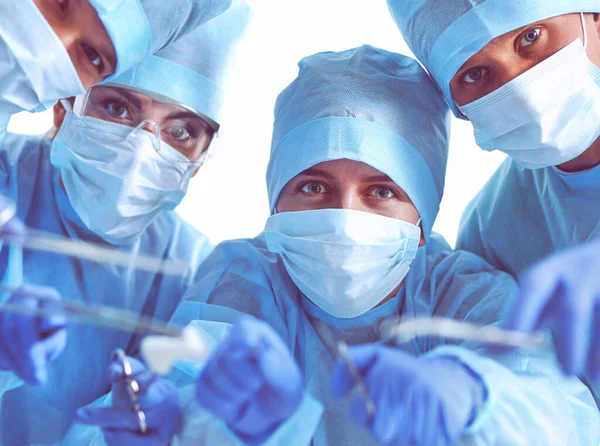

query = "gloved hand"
[0,284,67,385]
[75,356,182,446]
[196,315,303,444]
[502,239,600,379]
[332,344,485,446]
[0,195,25,236]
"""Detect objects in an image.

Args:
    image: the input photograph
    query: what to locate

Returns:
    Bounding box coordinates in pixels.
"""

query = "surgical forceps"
[112,348,147,434]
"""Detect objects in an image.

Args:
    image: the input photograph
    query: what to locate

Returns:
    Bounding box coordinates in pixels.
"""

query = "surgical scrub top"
[457,158,600,277]
[76,233,599,445]
[456,158,600,407]
[0,133,214,446]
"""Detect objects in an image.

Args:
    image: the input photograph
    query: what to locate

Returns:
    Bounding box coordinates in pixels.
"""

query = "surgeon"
[0,2,251,444]
[81,46,598,445]
[387,0,600,402]
[0,0,232,144]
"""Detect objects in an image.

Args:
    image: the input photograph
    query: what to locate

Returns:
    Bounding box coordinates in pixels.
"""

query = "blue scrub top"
[457,157,600,405]
[0,132,214,445]
[102,233,600,446]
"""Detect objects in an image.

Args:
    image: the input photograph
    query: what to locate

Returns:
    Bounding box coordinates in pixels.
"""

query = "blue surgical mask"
[264,209,421,319]
[459,17,600,169]
[0,0,85,141]
[51,110,199,246]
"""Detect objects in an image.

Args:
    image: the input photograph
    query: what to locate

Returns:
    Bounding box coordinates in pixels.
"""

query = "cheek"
[381,203,420,224]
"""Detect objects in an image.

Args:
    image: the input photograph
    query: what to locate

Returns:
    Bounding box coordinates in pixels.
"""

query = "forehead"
[296,159,396,182]
[85,86,213,127]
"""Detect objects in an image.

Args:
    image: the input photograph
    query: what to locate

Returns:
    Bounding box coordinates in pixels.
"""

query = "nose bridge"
[337,189,361,211]
[495,56,530,86]
[57,24,80,56]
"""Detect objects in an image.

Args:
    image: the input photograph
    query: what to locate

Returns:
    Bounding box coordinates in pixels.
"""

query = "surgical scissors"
[112,349,147,434]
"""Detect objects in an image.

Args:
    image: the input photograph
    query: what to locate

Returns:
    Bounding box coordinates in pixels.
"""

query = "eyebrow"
[111,88,145,109]
[298,168,337,180]
[166,110,208,124]
[364,174,395,183]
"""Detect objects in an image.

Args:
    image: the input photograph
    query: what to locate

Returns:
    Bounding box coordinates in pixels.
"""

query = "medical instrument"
[380,316,546,349]
[111,349,147,434]
[337,341,376,421]
[0,284,182,337]
[0,284,212,375]
[332,344,486,445]
[323,316,545,424]
[0,226,188,277]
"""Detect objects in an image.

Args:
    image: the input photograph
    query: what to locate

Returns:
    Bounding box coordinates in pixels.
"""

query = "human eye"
[102,100,129,119]
[300,182,328,195]
[462,67,489,85]
[368,186,396,200]
[168,125,191,142]
[81,43,103,71]
[518,27,542,49]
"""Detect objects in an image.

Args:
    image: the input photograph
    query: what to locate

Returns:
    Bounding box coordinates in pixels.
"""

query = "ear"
[592,13,600,35]
[53,98,75,130]
[418,231,426,247]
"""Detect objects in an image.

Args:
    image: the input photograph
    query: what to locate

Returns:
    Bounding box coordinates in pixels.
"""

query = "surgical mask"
[459,16,600,169]
[264,209,421,319]
[51,109,201,246]
[0,0,85,129]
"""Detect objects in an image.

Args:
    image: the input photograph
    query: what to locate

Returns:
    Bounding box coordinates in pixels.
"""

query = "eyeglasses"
[73,85,216,165]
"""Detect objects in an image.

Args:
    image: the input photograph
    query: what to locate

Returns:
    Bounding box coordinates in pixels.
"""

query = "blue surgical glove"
[196,316,303,444]
[75,356,182,446]
[0,284,66,385]
[502,239,600,379]
[332,344,485,446]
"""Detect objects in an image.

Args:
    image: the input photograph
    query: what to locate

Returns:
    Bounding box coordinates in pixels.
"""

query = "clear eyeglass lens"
[82,86,215,164]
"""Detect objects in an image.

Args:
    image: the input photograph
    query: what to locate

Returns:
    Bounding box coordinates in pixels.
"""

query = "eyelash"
[367,186,399,200]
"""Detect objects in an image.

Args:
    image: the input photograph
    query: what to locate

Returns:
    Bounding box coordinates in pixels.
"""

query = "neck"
[557,136,600,172]
[376,282,402,308]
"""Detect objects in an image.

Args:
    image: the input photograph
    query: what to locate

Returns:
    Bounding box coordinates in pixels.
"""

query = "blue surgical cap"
[266,45,451,240]
[88,0,232,81]
[108,1,252,129]
[387,0,600,116]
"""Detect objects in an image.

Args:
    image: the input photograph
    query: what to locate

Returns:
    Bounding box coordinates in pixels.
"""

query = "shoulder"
[144,212,215,269]
[181,234,299,317]
[406,240,517,325]
[1,133,49,173]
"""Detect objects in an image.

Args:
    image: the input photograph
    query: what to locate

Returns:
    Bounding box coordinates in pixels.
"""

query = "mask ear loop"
[581,13,589,50]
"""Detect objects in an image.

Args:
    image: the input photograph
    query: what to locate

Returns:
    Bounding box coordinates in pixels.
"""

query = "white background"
[8,0,506,248]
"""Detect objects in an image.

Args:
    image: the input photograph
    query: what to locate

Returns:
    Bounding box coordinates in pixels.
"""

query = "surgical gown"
[0,133,214,446]
[78,233,600,445]
[456,158,600,407]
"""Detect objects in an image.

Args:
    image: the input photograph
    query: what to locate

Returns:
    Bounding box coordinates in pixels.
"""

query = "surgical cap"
[88,0,232,81]
[266,45,451,240]
[387,0,600,117]
[108,1,252,129]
